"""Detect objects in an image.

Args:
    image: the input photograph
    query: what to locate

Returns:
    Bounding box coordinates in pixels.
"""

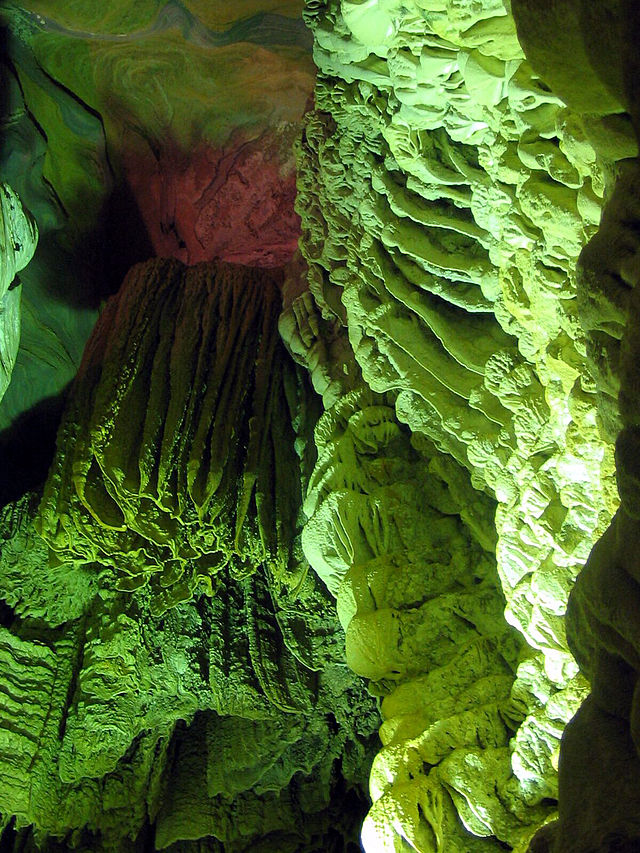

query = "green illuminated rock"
[294,0,629,847]
[0,492,98,624]
[300,376,554,850]
[3,0,640,849]
[36,259,305,613]
[529,162,640,852]
[0,562,378,850]
[0,183,38,403]
[0,395,378,853]
[0,252,380,849]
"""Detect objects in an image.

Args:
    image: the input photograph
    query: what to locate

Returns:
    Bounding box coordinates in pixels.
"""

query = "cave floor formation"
[1,1,640,852]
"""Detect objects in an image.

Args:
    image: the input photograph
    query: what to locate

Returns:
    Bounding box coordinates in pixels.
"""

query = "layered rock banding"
[288,0,635,848]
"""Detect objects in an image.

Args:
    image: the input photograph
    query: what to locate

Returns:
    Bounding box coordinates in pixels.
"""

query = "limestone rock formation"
[522,163,640,851]
[305,386,542,850]
[0,258,379,851]
[507,1,640,849]
[0,553,379,850]
[0,184,38,403]
[0,0,314,433]
[291,0,634,848]
[36,259,305,613]
[3,0,640,850]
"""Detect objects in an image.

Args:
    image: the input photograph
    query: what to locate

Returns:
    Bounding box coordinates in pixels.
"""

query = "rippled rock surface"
[290,0,637,847]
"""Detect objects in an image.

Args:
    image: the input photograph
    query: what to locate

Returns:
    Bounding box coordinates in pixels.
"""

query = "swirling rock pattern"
[0,0,314,434]
[2,1,313,263]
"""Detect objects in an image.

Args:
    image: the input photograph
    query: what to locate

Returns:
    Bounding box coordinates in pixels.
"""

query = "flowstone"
[36,259,306,613]
[3,0,640,849]
[293,0,632,847]
[282,284,552,849]
[0,258,379,851]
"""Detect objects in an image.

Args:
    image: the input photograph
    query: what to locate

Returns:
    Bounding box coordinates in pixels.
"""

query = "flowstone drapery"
[289,0,637,848]
[0,259,379,851]
[304,387,542,850]
[36,259,306,613]
[282,261,563,851]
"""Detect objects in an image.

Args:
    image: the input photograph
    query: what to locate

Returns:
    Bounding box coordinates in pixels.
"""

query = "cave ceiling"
[0,0,314,439]
[1,1,640,852]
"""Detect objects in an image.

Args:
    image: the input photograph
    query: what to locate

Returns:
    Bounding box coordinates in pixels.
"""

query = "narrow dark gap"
[0,388,69,507]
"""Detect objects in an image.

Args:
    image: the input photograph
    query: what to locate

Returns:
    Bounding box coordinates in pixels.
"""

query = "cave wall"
[294,0,623,676]
[284,0,640,849]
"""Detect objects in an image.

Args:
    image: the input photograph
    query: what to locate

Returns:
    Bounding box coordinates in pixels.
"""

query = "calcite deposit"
[287,0,635,848]
[2,0,640,850]
[0,259,379,852]
[36,259,306,612]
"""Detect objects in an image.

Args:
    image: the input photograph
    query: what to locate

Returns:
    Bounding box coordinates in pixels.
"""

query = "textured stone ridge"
[304,384,546,850]
[523,162,640,853]
[36,259,305,613]
[293,0,633,848]
[511,1,640,848]
[284,289,554,849]
[0,183,38,403]
[0,505,380,851]
[0,492,98,625]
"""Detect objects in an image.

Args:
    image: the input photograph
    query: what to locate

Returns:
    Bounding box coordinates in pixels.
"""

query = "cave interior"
[1,1,640,852]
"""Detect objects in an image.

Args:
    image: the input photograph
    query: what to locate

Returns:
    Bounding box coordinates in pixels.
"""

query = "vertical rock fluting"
[0,257,381,851]
[282,282,549,850]
[36,258,305,613]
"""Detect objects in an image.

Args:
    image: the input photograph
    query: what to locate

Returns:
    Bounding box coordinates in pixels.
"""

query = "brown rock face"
[123,133,302,268]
